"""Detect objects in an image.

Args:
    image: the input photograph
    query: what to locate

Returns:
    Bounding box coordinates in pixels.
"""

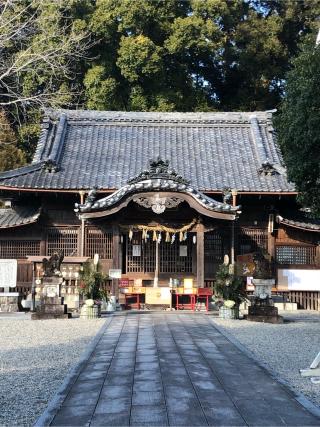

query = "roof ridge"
[43,108,273,123]
[0,163,43,180]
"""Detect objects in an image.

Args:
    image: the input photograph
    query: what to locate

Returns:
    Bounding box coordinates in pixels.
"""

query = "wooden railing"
[288,291,320,311]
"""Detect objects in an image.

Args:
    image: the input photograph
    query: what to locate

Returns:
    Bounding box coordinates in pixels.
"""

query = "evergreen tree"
[0,0,319,164]
[275,36,320,215]
[0,110,25,172]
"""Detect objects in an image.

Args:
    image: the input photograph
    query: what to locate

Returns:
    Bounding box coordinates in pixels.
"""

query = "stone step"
[38,304,68,314]
[31,312,71,320]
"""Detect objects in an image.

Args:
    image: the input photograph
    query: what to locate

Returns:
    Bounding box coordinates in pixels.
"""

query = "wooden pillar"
[79,191,85,257]
[112,224,120,298]
[315,244,320,267]
[196,224,204,288]
[267,213,275,259]
[230,223,235,266]
[230,189,238,267]
[40,231,46,256]
[154,241,159,288]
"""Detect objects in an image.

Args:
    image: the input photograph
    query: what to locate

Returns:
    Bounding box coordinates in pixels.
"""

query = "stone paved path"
[49,313,320,426]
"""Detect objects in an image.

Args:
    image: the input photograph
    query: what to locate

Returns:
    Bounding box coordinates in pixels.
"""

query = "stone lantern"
[245,252,283,324]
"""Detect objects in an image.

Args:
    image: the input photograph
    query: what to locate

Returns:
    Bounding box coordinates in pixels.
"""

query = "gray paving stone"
[136,355,159,363]
[130,405,168,426]
[202,405,247,427]
[95,396,131,415]
[166,397,203,413]
[85,362,110,371]
[133,380,163,392]
[47,313,320,427]
[132,390,165,406]
[90,412,130,426]
[77,370,107,382]
[164,384,197,399]
[167,410,208,426]
[67,379,104,394]
[135,361,160,371]
[136,349,157,355]
[104,373,134,385]
[51,405,95,426]
[62,390,100,407]
[134,370,162,382]
[100,384,132,399]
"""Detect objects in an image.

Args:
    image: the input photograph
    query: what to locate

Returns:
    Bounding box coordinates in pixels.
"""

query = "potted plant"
[79,260,108,318]
[214,262,246,319]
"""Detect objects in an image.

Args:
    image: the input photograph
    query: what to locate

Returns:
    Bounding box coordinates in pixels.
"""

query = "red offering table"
[175,292,196,311]
[196,288,213,312]
[124,293,141,310]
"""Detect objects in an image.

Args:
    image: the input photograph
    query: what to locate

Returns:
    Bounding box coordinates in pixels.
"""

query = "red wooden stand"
[124,293,141,310]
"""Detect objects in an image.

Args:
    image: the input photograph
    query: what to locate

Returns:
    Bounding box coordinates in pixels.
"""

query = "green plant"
[214,263,246,306]
[79,260,109,301]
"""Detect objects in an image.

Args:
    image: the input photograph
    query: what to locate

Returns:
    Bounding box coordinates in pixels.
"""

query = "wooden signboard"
[119,278,130,288]
[236,254,255,276]
[0,259,17,289]
[278,269,320,291]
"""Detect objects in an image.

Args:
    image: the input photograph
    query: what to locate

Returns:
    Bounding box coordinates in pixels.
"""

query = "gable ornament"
[133,193,183,214]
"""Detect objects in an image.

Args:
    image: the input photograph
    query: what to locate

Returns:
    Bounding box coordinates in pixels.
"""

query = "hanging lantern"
[157,232,162,244]
[129,229,133,241]
[183,232,187,241]
[153,230,157,241]
[179,231,183,242]
[171,234,176,244]
[165,231,170,242]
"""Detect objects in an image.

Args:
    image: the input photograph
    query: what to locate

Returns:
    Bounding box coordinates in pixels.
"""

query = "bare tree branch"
[0,0,93,108]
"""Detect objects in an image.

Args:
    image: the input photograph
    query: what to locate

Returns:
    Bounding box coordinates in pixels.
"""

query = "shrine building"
[0,110,319,308]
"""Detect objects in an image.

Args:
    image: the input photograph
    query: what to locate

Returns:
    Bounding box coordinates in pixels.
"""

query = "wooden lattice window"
[238,227,268,254]
[160,235,193,273]
[276,245,316,265]
[47,227,78,256]
[204,230,224,278]
[126,232,193,273]
[0,240,40,258]
[85,227,113,259]
[205,231,224,264]
[126,233,155,273]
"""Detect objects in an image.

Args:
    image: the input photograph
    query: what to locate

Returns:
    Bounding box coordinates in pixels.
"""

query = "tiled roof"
[0,206,41,228]
[277,214,320,232]
[0,109,295,193]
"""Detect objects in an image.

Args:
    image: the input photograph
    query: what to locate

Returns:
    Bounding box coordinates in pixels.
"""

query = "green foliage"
[275,37,320,215]
[1,0,320,161]
[79,260,109,300]
[214,263,246,306]
[0,111,26,172]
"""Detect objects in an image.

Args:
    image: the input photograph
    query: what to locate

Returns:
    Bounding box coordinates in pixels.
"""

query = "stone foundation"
[31,277,71,320]
[0,293,21,312]
[245,305,283,324]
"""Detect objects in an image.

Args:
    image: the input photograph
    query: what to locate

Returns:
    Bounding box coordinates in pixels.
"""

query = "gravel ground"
[212,310,320,408]
[0,315,105,427]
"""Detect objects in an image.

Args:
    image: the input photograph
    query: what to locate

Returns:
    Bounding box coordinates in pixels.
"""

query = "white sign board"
[278,269,320,291]
[132,245,141,257]
[0,259,17,288]
[179,245,187,257]
[109,269,122,279]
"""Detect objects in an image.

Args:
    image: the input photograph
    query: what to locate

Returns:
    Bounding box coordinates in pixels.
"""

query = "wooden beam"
[79,191,237,221]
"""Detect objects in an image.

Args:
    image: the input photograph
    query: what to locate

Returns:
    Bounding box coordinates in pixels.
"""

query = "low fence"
[287,291,320,311]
